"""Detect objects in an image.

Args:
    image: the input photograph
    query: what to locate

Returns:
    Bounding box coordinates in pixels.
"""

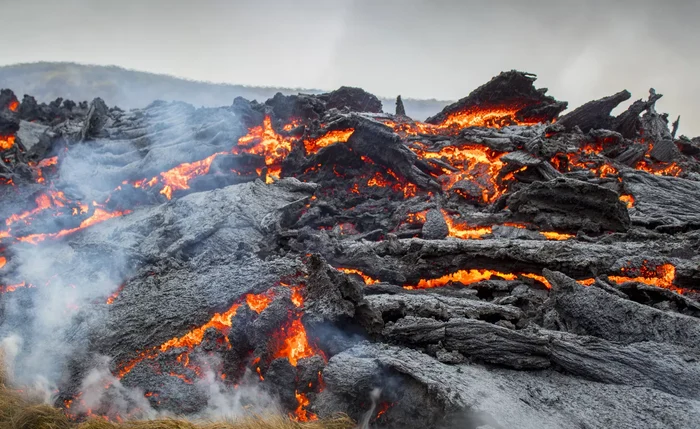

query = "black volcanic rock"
[320,86,383,114]
[557,90,631,132]
[422,209,448,239]
[506,178,631,233]
[425,70,568,125]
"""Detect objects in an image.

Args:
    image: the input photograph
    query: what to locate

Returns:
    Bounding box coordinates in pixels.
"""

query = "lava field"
[1,71,700,428]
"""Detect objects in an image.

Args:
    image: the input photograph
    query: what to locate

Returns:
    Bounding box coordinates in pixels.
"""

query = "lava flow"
[0,135,15,151]
[439,107,540,130]
[337,268,379,285]
[304,129,354,155]
[412,144,508,203]
[442,210,493,239]
[16,206,131,245]
[405,269,517,289]
[609,263,679,291]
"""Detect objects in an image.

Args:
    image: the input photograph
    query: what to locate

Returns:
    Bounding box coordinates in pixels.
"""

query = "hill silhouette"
[0,62,450,120]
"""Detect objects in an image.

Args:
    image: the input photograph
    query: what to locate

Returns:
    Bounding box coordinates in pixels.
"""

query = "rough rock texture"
[426,70,568,125]
[1,70,700,429]
[506,177,631,233]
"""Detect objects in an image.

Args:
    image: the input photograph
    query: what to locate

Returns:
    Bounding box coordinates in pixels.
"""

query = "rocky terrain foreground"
[1,71,700,428]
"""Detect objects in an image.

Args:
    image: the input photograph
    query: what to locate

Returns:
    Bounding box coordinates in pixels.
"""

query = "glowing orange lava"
[405,211,427,224]
[0,281,31,293]
[106,284,125,305]
[0,135,16,151]
[441,210,492,239]
[293,391,317,422]
[246,291,274,314]
[337,268,379,285]
[304,129,354,155]
[413,145,508,203]
[521,273,552,289]
[608,263,678,291]
[619,194,635,208]
[439,107,541,130]
[272,318,320,366]
[158,304,241,352]
[540,231,575,241]
[158,152,224,200]
[8,100,19,112]
[5,191,69,227]
[635,160,683,177]
[235,116,295,166]
[0,256,5,269]
[407,269,517,289]
[367,172,391,188]
[577,263,683,293]
[17,207,131,245]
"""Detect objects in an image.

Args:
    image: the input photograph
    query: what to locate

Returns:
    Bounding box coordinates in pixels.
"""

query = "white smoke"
[0,97,286,422]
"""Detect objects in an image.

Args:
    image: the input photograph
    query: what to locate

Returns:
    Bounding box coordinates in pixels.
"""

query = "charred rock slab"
[622,169,700,231]
[426,70,567,125]
[318,343,700,429]
[506,177,630,233]
[557,90,631,132]
[318,86,383,114]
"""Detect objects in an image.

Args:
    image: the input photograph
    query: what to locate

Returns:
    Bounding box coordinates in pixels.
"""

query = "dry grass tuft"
[0,348,354,429]
[10,404,72,429]
[76,415,355,429]
[0,365,354,429]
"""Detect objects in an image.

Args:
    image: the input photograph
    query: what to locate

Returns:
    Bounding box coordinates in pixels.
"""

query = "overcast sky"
[2,0,699,135]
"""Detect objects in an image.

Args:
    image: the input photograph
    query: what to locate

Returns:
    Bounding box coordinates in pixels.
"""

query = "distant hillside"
[0,62,451,121]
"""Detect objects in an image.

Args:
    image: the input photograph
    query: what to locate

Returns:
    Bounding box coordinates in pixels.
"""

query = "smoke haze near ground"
[1,0,698,135]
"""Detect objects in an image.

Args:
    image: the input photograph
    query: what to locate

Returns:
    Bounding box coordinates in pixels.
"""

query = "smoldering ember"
[1,70,700,429]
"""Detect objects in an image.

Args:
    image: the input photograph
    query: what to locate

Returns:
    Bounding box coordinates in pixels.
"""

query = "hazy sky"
[2,0,699,135]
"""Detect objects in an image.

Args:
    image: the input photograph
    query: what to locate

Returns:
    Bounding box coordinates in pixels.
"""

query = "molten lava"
[16,207,131,245]
[521,273,552,289]
[540,231,575,241]
[246,291,274,314]
[5,191,70,227]
[235,116,295,166]
[413,145,508,203]
[442,210,492,239]
[158,152,224,200]
[635,160,683,177]
[576,263,683,293]
[608,263,678,292]
[407,269,517,289]
[293,391,318,422]
[8,100,19,112]
[337,268,379,285]
[0,135,16,151]
[0,256,5,269]
[106,284,125,305]
[272,318,321,366]
[304,129,354,155]
[439,107,541,130]
[620,194,635,208]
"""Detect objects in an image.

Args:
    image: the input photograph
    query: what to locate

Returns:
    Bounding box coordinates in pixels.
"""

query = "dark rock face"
[320,86,383,114]
[507,178,631,233]
[421,209,449,239]
[426,70,568,125]
[1,70,700,429]
[557,90,631,132]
